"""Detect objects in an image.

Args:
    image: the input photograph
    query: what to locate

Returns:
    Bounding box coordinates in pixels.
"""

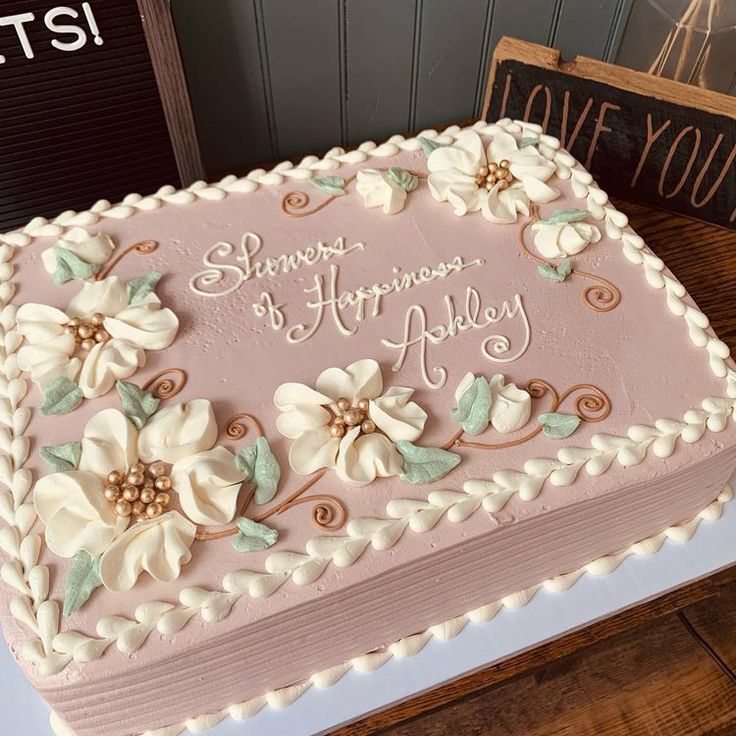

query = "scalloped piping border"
[1,119,735,680]
[47,486,732,736]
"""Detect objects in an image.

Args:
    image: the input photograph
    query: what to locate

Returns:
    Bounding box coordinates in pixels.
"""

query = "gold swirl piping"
[518,207,621,313]
[142,368,187,400]
[225,412,264,440]
[96,240,159,280]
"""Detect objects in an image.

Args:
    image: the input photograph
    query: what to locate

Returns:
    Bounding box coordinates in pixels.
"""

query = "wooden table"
[337,204,736,736]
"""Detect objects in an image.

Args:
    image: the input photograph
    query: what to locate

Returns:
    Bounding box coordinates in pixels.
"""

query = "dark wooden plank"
[260,0,342,159]
[379,610,736,736]
[413,0,492,130]
[171,0,274,178]
[333,575,723,736]
[344,0,416,145]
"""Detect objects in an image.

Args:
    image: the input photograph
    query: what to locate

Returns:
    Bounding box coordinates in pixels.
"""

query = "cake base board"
[5,485,736,736]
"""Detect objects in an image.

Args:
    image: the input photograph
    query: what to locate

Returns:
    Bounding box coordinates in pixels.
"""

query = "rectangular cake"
[1,118,735,736]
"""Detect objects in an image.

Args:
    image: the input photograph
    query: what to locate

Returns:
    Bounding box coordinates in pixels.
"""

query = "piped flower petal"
[66,276,129,318]
[316,358,383,404]
[78,339,145,399]
[78,408,139,478]
[369,386,427,442]
[335,428,404,486]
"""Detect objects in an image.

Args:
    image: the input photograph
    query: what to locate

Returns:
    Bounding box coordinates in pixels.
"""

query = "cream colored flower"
[356,170,407,214]
[41,228,115,278]
[455,372,531,434]
[427,130,559,223]
[34,401,245,591]
[532,220,601,258]
[17,276,178,399]
[274,358,427,486]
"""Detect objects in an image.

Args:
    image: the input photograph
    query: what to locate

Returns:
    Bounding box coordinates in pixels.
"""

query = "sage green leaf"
[41,377,83,416]
[556,258,573,279]
[419,137,441,156]
[52,246,101,285]
[63,551,102,616]
[40,441,82,472]
[309,176,347,196]
[234,436,281,504]
[232,517,279,552]
[116,380,160,430]
[397,441,461,484]
[537,263,566,283]
[127,271,161,305]
[451,376,491,436]
[538,412,580,439]
[387,167,419,192]
[519,135,539,148]
[539,209,590,225]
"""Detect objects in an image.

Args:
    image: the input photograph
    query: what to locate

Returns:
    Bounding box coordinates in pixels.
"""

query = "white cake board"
[3,495,736,736]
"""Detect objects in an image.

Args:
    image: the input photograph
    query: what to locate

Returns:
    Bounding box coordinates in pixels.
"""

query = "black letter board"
[483,38,736,231]
[0,0,197,231]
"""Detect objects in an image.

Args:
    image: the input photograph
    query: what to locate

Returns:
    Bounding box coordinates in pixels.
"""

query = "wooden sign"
[482,38,736,230]
[0,0,203,232]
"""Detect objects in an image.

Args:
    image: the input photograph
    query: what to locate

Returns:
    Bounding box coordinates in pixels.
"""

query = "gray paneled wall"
[171,0,635,177]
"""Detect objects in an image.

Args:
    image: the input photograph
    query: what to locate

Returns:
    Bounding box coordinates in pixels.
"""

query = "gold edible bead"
[344,408,363,426]
[499,159,510,168]
[64,325,78,337]
[81,338,96,351]
[140,488,156,505]
[361,419,376,434]
[131,501,146,516]
[478,166,489,177]
[332,415,345,427]
[130,462,145,473]
[91,312,105,325]
[77,324,94,339]
[336,397,350,412]
[122,485,140,502]
[115,500,132,517]
[103,485,121,502]
[154,492,171,507]
[146,502,163,518]
[94,329,109,343]
[489,162,498,172]
[356,398,370,413]
[154,475,171,491]
[107,470,123,485]
[330,424,345,438]
[127,470,144,487]
[148,462,166,478]
[498,179,509,191]
[143,477,155,489]
[134,514,148,523]
[67,317,80,328]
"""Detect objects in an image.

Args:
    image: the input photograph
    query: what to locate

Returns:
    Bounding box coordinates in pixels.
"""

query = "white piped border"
[0,119,734,686]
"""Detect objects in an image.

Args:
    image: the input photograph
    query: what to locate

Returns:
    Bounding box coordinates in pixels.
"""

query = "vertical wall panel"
[553,0,626,61]
[345,0,417,144]
[260,0,342,159]
[487,0,558,57]
[413,0,492,130]
[172,0,273,177]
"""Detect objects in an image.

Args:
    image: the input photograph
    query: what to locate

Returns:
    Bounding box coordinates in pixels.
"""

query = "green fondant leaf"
[127,271,162,305]
[518,135,539,148]
[537,258,574,283]
[63,551,102,616]
[116,380,160,430]
[538,412,581,439]
[419,137,441,156]
[234,436,281,504]
[52,246,101,285]
[539,209,590,225]
[232,517,279,552]
[387,167,419,192]
[451,376,491,436]
[557,258,573,279]
[41,377,83,416]
[309,176,347,196]
[397,441,461,484]
[40,441,82,472]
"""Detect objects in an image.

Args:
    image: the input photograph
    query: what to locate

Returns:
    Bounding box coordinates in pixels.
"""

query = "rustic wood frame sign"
[482,38,736,230]
[0,0,203,232]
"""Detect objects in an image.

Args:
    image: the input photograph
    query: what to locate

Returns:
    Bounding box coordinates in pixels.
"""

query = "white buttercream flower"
[532,220,601,259]
[274,358,427,486]
[356,170,407,214]
[455,372,531,434]
[427,130,559,223]
[34,401,245,592]
[41,228,115,277]
[16,276,178,399]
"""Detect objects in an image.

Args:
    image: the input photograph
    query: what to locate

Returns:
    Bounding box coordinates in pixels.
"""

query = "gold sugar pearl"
[146,502,163,519]
[143,477,155,489]
[140,488,156,505]
[134,513,148,523]
[330,424,345,438]
[356,398,370,413]
[343,408,364,427]
[77,324,94,340]
[91,313,105,326]
[131,501,146,516]
[103,485,121,502]
[130,462,145,473]
[81,338,96,351]
[148,462,166,478]
[115,500,132,517]
[155,492,170,507]
[499,159,510,169]
[95,329,110,343]
[361,419,376,434]
[127,470,145,487]
[336,397,351,412]
[122,485,140,503]
[155,475,171,491]
[108,470,124,485]
[64,325,78,337]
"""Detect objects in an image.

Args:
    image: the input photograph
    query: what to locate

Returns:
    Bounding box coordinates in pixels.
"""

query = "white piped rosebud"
[532,221,601,259]
[41,228,115,275]
[356,170,407,215]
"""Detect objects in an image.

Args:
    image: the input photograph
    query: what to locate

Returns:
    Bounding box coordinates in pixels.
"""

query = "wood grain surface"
[336,201,736,736]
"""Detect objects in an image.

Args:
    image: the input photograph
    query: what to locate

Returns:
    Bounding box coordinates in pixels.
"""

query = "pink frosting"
[1,140,735,736]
